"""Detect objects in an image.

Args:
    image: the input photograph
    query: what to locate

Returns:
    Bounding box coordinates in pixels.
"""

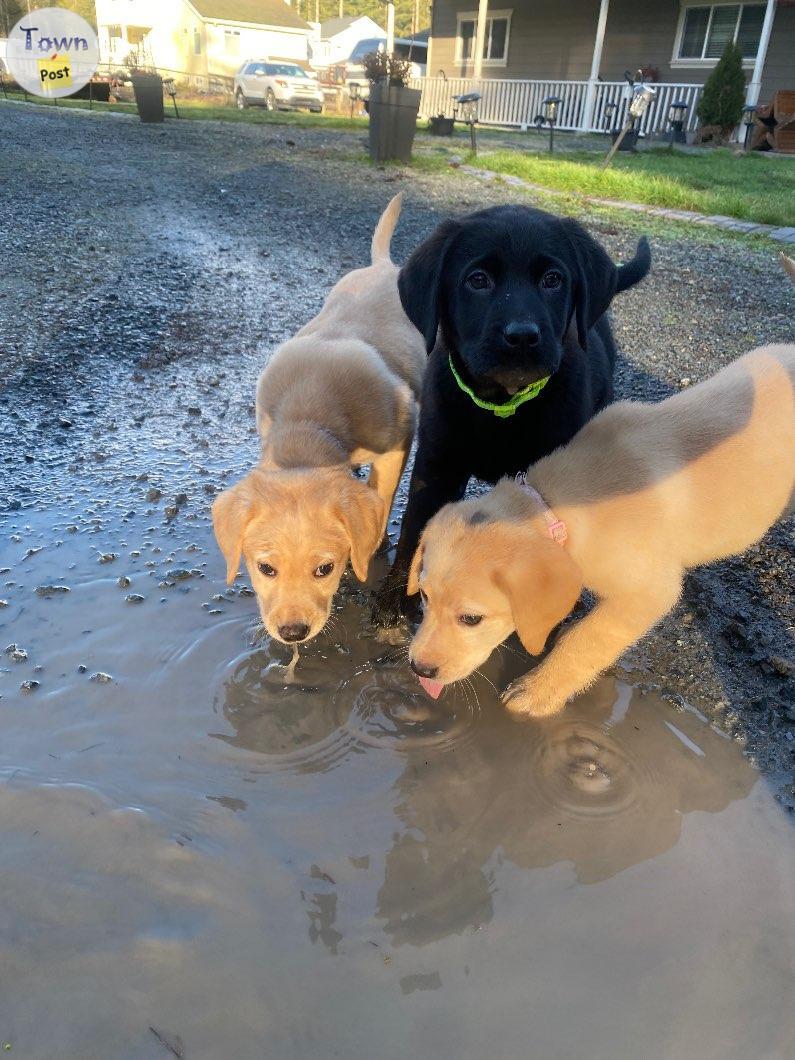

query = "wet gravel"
[0,101,793,797]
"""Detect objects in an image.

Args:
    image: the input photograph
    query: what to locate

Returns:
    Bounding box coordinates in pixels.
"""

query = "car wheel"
[265,89,276,112]
[235,90,247,110]
[310,105,323,114]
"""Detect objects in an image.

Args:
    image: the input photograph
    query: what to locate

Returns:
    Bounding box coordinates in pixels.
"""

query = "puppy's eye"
[258,562,277,577]
[314,562,334,578]
[459,614,483,627]
[541,269,564,290]
[465,269,493,292]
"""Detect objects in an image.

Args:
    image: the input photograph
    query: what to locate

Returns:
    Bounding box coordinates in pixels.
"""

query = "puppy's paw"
[501,675,566,718]
[371,583,406,628]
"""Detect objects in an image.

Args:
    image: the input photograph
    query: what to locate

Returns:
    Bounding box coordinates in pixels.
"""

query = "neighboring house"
[309,14,385,68]
[94,0,312,79]
[423,0,793,130]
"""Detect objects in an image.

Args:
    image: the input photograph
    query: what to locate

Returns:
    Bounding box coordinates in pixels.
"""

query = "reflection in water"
[217,624,759,948]
[302,888,343,956]
[377,680,758,944]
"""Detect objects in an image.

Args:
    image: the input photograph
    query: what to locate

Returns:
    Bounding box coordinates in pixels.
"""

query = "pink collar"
[515,472,568,545]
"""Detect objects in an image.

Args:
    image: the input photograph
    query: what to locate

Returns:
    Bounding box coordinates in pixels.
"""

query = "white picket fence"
[409,77,703,136]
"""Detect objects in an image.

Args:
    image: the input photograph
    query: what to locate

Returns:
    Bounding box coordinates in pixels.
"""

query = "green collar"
[448,355,550,418]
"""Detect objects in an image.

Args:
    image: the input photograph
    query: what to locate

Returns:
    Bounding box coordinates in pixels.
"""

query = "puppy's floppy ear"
[495,538,582,656]
[337,481,385,582]
[406,536,425,596]
[398,219,461,353]
[212,477,257,585]
[561,219,650,350]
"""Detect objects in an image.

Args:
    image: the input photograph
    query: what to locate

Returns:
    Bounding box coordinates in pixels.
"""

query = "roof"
[320,14,383,39]
[319,16,357,37]
[192,0,310,31]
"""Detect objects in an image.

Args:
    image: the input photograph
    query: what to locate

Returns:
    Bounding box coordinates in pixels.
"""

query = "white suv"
[234,61,324,113]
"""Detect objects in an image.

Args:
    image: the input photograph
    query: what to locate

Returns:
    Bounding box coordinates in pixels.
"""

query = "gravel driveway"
[1,101,793,794]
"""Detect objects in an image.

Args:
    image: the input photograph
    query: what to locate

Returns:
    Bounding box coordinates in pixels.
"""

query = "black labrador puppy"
[373,204,651,625]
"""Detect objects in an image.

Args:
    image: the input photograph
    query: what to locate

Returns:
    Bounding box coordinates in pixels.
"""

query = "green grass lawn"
[1,89,370,130]
[472,147,795,228]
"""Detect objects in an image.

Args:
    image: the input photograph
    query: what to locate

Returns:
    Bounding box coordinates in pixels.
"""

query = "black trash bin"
[132,72,164,123]
[368,81,421,163]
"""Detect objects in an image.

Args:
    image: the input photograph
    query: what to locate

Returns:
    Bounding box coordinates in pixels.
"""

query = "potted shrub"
[364,51,421,163]
[126,48,164,124]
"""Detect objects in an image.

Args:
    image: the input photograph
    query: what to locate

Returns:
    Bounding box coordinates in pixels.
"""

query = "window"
[224,29,240,56]
[194,28,201,55]
[266,63,308,77]
[394,40,428,63]
[456,10,512,66]
[675,4,766,63]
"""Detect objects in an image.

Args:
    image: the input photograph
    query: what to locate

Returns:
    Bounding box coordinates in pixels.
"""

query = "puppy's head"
[399,205,650,404]
[212,467,384,645]
[407,494,582,687]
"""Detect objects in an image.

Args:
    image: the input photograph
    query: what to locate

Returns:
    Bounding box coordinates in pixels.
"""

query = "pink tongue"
[418,676,445,700]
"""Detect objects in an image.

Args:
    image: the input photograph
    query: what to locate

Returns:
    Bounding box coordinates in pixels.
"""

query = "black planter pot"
[132,73,164,124]
[368,82,421,163]
[611,127,638,151]
[429,115,455,136]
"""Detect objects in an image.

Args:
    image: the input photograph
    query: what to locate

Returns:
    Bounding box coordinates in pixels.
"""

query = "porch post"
[473,0,489,80]
[386,2,395,54]
[582,0,610,131]
[746,0,777,106]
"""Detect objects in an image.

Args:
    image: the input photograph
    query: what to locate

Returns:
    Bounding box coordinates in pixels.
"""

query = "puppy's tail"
[371,192,403,263]
[615,236,651,293]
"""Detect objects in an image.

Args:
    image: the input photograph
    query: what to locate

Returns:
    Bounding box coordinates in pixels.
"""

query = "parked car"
[337,36,427,98]
[234,61,324,113]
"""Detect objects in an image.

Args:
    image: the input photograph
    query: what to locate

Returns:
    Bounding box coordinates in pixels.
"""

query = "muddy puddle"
[2,500,794,1059]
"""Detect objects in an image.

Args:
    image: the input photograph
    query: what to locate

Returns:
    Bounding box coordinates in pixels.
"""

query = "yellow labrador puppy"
[213,194,425,645]
[408,344,795,714]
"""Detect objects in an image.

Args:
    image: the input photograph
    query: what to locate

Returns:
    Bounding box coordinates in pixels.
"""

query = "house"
[94,0,312,80]
[420,0,793,132]
[309,14,386,69]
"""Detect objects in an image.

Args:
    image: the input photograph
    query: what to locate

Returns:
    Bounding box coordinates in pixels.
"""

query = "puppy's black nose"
[410,658,439,679]
[503,321,541,348]
[279,623,310,642]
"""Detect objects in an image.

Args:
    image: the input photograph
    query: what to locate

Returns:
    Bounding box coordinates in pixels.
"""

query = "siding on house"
[203,20,308,74]
[95,0,311,77]
[429,0,792,102]
[429,1,598,80]
[759,3,794,102]
[96,0,208,75]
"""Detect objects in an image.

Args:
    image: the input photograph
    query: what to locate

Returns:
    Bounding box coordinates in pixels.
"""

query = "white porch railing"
[410,77,704,136]
[591,80,703,134]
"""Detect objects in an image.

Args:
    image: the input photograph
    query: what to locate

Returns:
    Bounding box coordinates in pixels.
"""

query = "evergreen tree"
[1,0,97,31]
[697,40,746,136]
[0,0,25,37]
